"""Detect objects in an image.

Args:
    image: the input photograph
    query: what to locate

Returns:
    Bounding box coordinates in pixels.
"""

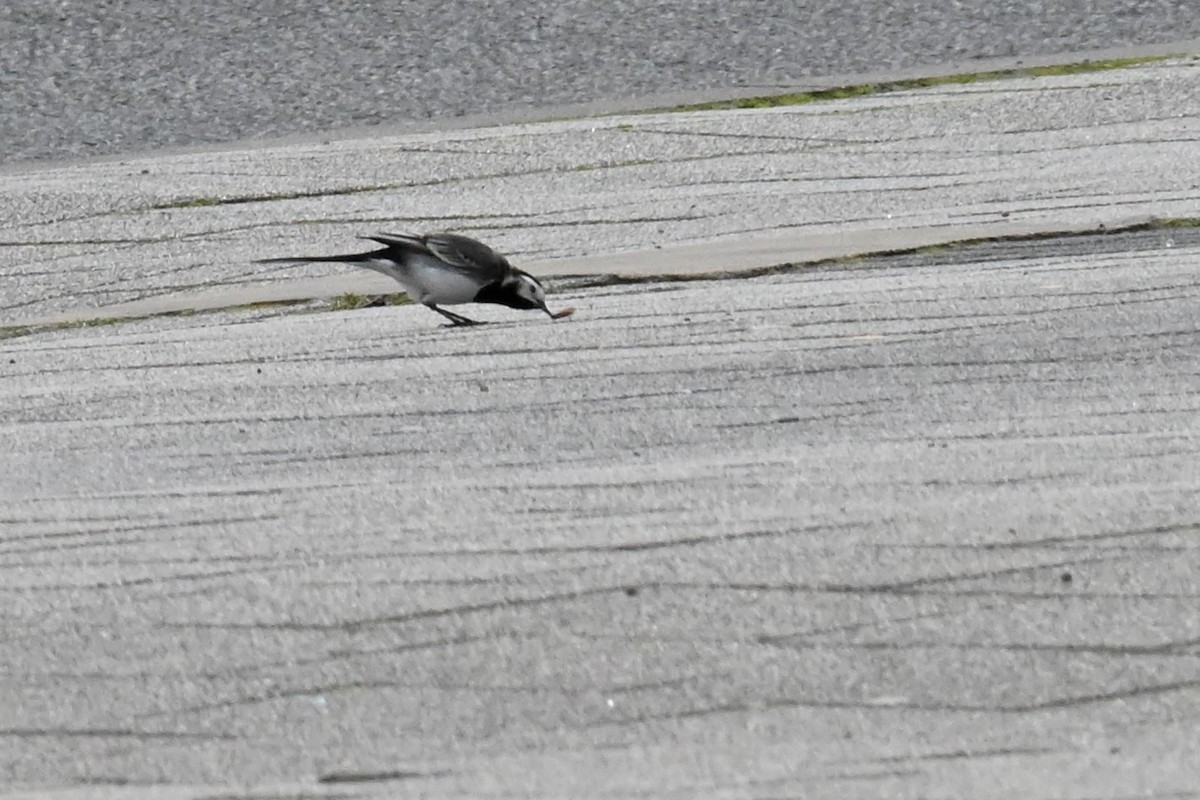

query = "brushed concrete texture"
[3,44,1200,800]
[3,228,1200,797]
[2,55,1199,327]
[4,0,1200,165]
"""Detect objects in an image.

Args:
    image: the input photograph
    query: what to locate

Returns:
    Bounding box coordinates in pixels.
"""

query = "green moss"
[551,216,1200,288]
[329,293,368,311]
[0,315,128,341]
[816,215,1200,268]
[329,292,409,310]
[913,243,957,256]
[0,326,33,341]
[0,291,418,342]
[1018,57,1169,77]
[234,298,312,311]
[1156,218,1200,228]
[4,215,1193,342]
[659,56,1172,113]
[0,297,316,342]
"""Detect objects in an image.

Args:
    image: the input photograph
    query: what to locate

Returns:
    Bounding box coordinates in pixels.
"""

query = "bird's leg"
[428,305,484,326]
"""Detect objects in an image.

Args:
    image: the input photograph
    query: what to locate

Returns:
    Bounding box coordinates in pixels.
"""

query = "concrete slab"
[2,53,1199,328]
[2,47,1200,800]
[3,227,1200,797]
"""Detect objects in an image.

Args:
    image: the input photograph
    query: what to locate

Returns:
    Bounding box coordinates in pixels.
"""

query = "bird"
[257,231,574,326]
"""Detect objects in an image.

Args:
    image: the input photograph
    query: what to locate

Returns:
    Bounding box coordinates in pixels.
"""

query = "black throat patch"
[473,280,538,310]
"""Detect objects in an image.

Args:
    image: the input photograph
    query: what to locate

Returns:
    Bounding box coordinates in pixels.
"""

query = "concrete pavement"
[2,49,1200,799]
[7,1,1200,165]
[3,49,1199,328]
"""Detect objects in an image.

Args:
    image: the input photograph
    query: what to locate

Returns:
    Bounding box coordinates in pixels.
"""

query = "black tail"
[255,247,390,265]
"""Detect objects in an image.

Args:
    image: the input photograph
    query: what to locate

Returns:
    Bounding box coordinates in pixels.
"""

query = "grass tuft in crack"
[660,56,1174,113]
[4,216,1195,342]
[328,293,409,311]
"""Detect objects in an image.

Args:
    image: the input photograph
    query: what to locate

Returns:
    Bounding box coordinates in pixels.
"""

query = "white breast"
[365,255,485,306]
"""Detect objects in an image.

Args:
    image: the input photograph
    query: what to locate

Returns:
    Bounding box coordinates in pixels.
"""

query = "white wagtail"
[259,231,575,326]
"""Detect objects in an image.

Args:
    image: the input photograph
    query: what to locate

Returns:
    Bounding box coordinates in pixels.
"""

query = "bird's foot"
[429,305,484,326]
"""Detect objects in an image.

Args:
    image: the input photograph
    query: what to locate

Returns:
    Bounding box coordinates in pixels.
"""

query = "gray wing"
[370,231,511,283]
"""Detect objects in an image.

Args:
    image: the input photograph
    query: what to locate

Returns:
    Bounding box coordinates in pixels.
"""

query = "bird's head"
[503,271,551,315]
[474,270,574,319]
